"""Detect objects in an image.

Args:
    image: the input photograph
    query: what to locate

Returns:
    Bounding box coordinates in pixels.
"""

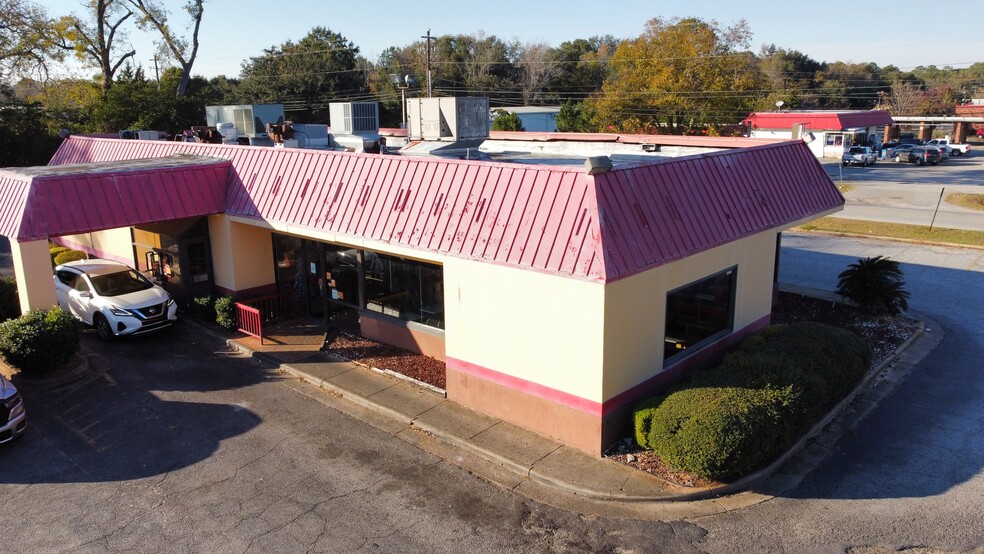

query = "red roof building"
[744,110,894,159]
[6,133,842,454]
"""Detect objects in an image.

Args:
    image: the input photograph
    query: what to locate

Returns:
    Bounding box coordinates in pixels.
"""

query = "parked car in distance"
[896,145,941,165]
[0,374,26,444]
[926,137,970,156]
[53,259,177,340]
[926,138,969,156]
[842,146,877,166]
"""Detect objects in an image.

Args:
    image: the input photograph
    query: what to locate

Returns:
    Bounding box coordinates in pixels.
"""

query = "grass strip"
[794,217,984,247]
[945,193,984,211]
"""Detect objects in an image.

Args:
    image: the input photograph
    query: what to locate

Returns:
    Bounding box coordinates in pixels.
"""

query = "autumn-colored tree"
[588,17,760,134]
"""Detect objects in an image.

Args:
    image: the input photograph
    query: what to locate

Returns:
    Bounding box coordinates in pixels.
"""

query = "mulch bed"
[322,329,447,389]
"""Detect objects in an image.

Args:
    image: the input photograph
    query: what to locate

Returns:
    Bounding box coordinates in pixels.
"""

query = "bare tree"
[516,42,557,105]
[879,79,924,116]
[125,0,203,96]
[57,0,136,92]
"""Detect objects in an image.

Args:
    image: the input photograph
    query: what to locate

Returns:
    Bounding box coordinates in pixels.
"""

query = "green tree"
[431,32,517,100]
[490,109,524,131]
[0,0,64,84]
[588,17,761,134]
[813,62,889,109]
[836,256,910,316]
[755,45,823,111]
[547,36,617,103]
[237,27,363,123]
[554,99,591,132]
[0,99,61,165]
[55,0,137,92]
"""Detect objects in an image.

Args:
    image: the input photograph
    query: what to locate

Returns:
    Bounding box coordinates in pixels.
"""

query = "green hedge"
[0,307,82,377]
[0,277,20,322]
[634,322,873,480]
[636,386,796,479]
[214,295,237,330]
[53,249,88,265]
[49,245,70,266]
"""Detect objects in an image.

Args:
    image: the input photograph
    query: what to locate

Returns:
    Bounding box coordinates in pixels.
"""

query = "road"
[823,152,984,232]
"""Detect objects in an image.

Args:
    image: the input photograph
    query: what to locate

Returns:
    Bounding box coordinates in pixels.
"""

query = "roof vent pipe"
[585,156,613,175]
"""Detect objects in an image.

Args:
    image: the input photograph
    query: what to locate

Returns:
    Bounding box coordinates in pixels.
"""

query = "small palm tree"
[836,256,911,315]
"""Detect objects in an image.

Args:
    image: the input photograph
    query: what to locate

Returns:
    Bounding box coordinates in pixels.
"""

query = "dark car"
[896,146,940,165]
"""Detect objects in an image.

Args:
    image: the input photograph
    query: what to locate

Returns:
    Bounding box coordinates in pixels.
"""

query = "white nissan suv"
[53,259,177,340]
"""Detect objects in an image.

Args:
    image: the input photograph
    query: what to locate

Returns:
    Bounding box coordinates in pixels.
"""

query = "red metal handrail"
[235,303,263,344]
[234,292,295,345]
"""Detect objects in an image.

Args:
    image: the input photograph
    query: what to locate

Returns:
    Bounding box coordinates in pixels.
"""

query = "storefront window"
[664,267,736,364]
[274,234,303,297]
[365,251,444,329]
[324,245,360,307]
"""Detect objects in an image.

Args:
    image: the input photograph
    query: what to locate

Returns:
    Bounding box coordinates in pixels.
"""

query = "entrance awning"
[0,154,230,241]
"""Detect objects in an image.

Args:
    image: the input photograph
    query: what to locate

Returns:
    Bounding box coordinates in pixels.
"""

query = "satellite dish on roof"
[775,100,785,111]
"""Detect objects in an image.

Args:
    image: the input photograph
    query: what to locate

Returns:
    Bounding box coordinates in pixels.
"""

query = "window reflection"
[664,268,736,363]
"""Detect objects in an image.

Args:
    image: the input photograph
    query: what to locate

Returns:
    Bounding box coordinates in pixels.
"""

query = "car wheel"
[895,155,903,163]
[94,314,115,341]
[916,158,924,166]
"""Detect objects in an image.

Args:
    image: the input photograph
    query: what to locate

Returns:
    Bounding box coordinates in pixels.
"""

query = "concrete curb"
[205,298,939,508]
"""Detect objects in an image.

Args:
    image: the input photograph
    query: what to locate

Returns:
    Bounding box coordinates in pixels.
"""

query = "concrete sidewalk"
[203,296,939,519]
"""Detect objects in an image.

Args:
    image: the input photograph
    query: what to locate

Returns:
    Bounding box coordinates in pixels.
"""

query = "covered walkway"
[0,154,230,311]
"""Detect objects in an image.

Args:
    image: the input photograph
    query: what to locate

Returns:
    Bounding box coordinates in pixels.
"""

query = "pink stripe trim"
[448,314,772,419]
[446,357,603,416]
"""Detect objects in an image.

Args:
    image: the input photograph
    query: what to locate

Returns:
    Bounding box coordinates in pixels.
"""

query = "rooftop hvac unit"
[328,102,379,135]
[137,130,160,140]
[205,104,285,139]
[407,97,490,142]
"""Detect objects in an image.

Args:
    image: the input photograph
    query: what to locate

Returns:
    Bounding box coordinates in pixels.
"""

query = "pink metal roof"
[48,136,841,283]
[743,110,893,131]
[0,155,229,241]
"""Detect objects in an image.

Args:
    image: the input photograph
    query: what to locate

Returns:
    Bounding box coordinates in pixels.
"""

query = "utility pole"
[420,29,435,97]
[152,55,160,89]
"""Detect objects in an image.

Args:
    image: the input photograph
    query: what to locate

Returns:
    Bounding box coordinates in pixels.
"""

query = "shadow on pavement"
[0,322,268,484]
[767,240,984,500]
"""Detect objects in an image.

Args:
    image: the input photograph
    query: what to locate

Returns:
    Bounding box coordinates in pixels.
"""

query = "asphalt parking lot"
[820,148,984,231]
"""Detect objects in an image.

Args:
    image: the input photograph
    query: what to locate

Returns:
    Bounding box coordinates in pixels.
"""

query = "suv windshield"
[90,270,154,297]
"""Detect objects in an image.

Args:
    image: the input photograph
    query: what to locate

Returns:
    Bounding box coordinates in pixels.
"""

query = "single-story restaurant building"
[0,133,842,454]
[744,110,894,158]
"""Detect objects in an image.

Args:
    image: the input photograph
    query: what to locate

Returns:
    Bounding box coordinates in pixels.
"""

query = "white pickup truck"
[926,138,971,156]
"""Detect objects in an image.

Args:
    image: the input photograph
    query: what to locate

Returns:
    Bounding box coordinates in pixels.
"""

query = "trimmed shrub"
[49,246,70,266]
[638,386,796,479]
[634,322,873,480]
[0,307,82,377]
[214,295,237,330]
[0,276,20,322]
[53,249,88,265]
[193,295,216,321]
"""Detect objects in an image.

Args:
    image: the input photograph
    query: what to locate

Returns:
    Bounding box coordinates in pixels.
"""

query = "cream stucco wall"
[55,228,135,264]
[207,215,275,293]
[601,230,779,400]
[12,239,57,312]
[444,258,607,403]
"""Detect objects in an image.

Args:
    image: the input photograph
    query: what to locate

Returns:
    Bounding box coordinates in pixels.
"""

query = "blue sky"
[45,0,983,79]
